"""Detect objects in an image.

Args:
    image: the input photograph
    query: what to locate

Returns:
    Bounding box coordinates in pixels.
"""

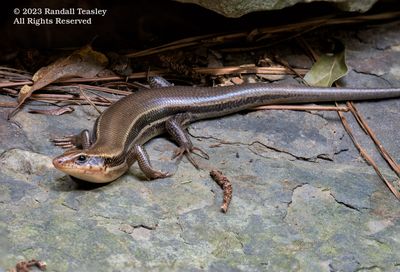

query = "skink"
[52,83,400,183]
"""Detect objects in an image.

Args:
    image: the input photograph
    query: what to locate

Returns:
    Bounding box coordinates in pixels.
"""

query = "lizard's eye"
[76,155,87,163]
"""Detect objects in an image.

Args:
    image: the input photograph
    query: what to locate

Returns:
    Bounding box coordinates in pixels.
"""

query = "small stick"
[78,86,102,114]
[82,89,114,104]
[29,93,116,105]
[210,170,233,213]
[0,66,307,89]
[347,101,400,177]
[336,103,400,199]
[0,101,18,108]
[0,81,32,88]
[76,84,132,96]
[28,106,74,115]
[194,66,308,76]
[29,98,112,106]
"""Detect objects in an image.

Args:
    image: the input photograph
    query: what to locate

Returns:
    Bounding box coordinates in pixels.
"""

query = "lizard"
[52,83,400,183]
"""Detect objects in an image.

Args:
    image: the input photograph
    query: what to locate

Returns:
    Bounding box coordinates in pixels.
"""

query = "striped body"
[53,83,400,182]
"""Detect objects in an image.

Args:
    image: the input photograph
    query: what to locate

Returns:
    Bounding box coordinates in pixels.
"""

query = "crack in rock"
[249,140,323,162]
[176,216,192,246]
[355,265,382,271]
[283,184,366,225]
[352,69,392,85]
[61,202,78,212]
[333,148,349,156]
[329,192,361,212]
[132,224,157,230]
[190,132,335,163]
[232,231,245,250]
[282,182,308,220]
[119,223,157,234]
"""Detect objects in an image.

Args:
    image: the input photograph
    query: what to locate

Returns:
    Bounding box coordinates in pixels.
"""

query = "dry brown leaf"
[17,45,108,106]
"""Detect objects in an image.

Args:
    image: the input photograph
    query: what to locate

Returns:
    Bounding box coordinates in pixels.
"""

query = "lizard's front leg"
[51,129,93,149]
[166,113,209,169]
[126,144,171,180]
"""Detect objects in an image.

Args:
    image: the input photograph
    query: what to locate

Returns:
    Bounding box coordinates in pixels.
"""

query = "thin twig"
[1,88,19,95]
[0,66,307,90]
[76,84,132,96]
[195,66,308,76]
[83,89,114,104]
[296,37,319,62]
[124,11,400,58]
[272,56,307,83]
[78,86,102,114]
[0,81,32,88]
[0,71,170,89]
[28,106,74,115]
[32,98,112,106]
[0,101,18,107]
[99,81,148,90]
[347,101,400,177]
[336,103,400,199]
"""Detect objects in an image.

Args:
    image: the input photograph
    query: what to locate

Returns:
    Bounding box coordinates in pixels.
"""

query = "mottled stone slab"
[1,22,400,272]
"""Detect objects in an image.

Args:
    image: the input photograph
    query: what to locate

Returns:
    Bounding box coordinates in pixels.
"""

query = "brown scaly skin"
[52,83,400,183]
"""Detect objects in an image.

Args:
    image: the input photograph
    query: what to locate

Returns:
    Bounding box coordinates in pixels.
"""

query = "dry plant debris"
[347,102,400,177]
[336,102,400,199]
[8,259,47,272]
[28,106,74,115]
[210,170,233,213]
[15,44,108,111]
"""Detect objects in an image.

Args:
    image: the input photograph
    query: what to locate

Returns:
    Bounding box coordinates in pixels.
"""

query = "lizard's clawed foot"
[146,170,172,180]
[50,135,77,149]
[172,146,209,169]
[50,130,92,150]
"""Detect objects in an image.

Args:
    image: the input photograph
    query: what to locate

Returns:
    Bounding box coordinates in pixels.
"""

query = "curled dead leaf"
[16,45,108,107]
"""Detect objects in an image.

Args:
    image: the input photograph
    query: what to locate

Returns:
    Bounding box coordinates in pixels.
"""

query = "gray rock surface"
[176,0,378,17]
[1,23,400,272]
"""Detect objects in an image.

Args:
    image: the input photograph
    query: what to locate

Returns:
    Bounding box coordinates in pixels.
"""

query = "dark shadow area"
[51,175,111,192]
[0,0,398,50]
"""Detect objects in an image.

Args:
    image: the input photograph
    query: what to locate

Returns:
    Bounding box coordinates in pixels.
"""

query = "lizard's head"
[53,149,127,183]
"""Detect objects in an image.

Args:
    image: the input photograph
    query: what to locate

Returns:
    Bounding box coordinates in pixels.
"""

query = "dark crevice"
[190,131,336,163]
[249,140,325,163]
[132,224,157,230]
[352,69,393,86]
[316,153,333,161]
[282,182,308,220]
[330,192,361,212]
[61,202,78,212]
[333,148,349,156]
[355,265,382,271]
